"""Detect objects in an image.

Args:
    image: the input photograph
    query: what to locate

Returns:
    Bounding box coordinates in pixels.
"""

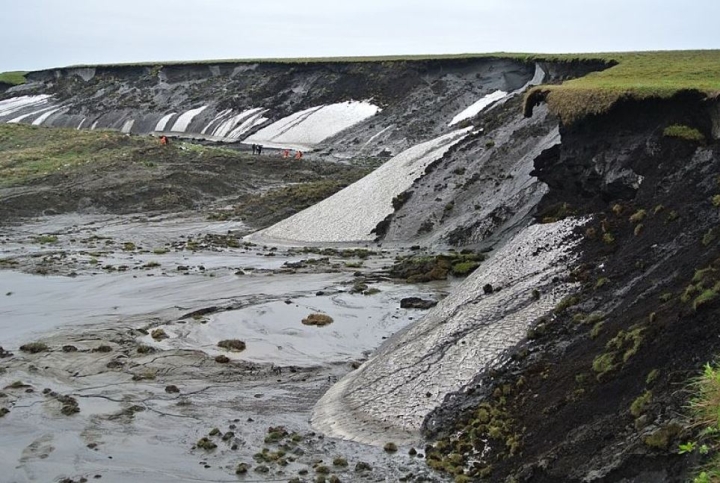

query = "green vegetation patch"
[0,71,27,86]
[0,124,173,187]
[389,252,485,283]
[679,362,720,481]
[526,50,720,123]
[663,124,705,142]
[425,386,520,480]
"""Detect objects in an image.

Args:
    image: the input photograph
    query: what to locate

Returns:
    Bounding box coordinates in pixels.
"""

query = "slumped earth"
[0,213,455,482]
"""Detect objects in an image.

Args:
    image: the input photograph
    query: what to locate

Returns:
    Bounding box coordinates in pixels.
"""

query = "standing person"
[251,144,257,155]
[257,145,263,155]
[294,150,303,160]
[160,135,168,146]
[282,149,290,159]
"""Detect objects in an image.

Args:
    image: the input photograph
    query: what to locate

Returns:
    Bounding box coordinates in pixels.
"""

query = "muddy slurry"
[0,213,452,482]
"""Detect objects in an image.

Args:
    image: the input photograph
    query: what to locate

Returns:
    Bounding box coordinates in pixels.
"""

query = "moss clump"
[643,423,682,450]
[646,369,660,385]
[634,224,644,236]
[19,342,49,354]
[217,339,246,351]
[332,457,348,467]
[693,289,719,311]
[355,462,372,472]
[131,370,156,381]
[389,252,484,283]
[59,395,80,416]
[450,261,480,276]
[606,327,645,363]
[602,232,615,244]
[663,124,704,142]
[196,437,217,450]
[629,209,647,223]
[630,390,652,417]
[136,344,155,354]
[151,328,168,340]
[302,313,334,326]
[702,229,718,246]
[264,426,289,444]
[553,295,580,314]
[33,235,58,244]
[590,321,605,339]
[595,277,610,289]
[383,442,398,453]
[214,355,230,363]
[235,462,250,474]
[592,352,618,378]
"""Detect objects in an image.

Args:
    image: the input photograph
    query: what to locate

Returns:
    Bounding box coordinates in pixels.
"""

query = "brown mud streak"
[423,92,720,482]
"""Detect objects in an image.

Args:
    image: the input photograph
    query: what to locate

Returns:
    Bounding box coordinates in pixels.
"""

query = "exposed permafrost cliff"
[1,58,542,155]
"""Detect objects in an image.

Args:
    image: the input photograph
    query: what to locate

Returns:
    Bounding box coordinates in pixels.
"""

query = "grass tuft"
[663,124,705,142]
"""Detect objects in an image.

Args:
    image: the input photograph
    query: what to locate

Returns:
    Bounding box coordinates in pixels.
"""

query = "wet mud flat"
[0,213,453,482]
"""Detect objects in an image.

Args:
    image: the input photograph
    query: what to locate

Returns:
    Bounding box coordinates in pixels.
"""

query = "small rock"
[164,385,180,394]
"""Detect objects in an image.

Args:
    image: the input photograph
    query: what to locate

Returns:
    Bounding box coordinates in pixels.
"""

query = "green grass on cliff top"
[0,71,27,85]
[526,50,720,122]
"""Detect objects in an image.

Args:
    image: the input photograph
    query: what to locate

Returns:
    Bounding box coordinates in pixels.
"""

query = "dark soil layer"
[423,94,720,482]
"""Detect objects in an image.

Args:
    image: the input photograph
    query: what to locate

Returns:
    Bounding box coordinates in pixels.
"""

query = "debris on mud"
[301,313,335,327]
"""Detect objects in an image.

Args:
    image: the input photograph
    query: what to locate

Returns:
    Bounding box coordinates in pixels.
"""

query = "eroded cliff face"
[0,58,608,250]
[421,94,720,482]
[2,58,537,156]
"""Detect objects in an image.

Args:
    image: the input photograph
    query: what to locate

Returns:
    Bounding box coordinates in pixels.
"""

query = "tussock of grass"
[664,125,705,142]
[693,290,719,311]
[217,339,246,352]
[683,363,720,482]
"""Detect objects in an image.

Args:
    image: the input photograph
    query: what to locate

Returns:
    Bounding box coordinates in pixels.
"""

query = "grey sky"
[1,0,718,72]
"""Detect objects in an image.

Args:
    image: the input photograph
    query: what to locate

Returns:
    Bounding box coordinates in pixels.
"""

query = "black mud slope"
[422,93,720,482]
[372,95,559,249]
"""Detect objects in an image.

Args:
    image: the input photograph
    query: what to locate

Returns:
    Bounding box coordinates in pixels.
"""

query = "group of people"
[251,144,303,159]
[160,137,306,160]
[282,149,303,160]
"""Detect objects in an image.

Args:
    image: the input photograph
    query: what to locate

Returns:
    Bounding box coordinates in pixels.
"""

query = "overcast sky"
[1,0,718,72]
